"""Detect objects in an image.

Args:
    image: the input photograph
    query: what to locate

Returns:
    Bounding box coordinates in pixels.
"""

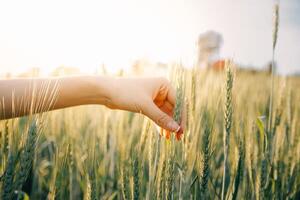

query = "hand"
[107,77,183,135]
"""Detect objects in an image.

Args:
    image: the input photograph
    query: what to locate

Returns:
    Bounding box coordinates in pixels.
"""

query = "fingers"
[159,101,173,117]
[141,78,185,139]
[158,102,186,141]
[143,100,180,132]
[167,85,176,106]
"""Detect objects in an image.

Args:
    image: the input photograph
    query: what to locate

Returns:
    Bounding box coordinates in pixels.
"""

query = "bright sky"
[0,0,299,75]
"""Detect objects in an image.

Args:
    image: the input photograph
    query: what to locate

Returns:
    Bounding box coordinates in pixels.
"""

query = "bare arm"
[0,76,111,119]
[0,76,183,134]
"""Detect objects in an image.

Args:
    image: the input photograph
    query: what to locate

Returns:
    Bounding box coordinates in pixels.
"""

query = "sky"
[0,0,299,75]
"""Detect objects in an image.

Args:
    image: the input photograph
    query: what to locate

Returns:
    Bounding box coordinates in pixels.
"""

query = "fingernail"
[167,121,180,132]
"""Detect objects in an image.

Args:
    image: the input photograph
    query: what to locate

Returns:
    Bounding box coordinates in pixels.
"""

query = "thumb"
[143,101,180,132]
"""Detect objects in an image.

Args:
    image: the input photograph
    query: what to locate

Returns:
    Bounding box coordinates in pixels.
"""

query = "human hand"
[107,77,184,137]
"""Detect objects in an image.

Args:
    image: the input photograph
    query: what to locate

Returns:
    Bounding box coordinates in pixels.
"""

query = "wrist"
[93,76,117,107]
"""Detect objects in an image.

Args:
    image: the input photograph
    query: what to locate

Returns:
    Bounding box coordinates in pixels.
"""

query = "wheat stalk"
[221,62,233,200]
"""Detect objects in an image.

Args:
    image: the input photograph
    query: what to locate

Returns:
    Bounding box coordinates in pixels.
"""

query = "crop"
[1,3,300,200]
[1,65,299,199]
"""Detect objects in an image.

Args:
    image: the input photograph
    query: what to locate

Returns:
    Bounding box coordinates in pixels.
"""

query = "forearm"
[54,76,112,108]
[0,76,113,120]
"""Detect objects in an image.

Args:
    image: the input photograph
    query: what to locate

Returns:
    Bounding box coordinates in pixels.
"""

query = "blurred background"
[0,0,299,76]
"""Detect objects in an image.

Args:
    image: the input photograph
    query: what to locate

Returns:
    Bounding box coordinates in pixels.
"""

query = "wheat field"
[1,66,300,199]
[1,3,300,199]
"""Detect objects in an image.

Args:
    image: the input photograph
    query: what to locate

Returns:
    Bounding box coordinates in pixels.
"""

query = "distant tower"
[196,31,223,68]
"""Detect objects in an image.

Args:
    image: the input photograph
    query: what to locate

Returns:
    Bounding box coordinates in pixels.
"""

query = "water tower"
[196,31,223,68]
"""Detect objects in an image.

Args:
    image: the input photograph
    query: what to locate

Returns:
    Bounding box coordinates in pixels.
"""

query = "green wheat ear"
[268,2,280,133]
[1,152,16,200]
[272,3,279,50]
[157,158,166,200]
[200,123,211,197]
[165,157,175,200]
[121,163,130,200]
[84,176,91,200]
[170,64,185,125]
[231,142,244,200]
[224,63,233,140]
[90,170,97,200]
[132,157,140,200]
[221,61,234,200]
[14,120,38,192]
[3,121,9,156]
[174,85,184,125]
